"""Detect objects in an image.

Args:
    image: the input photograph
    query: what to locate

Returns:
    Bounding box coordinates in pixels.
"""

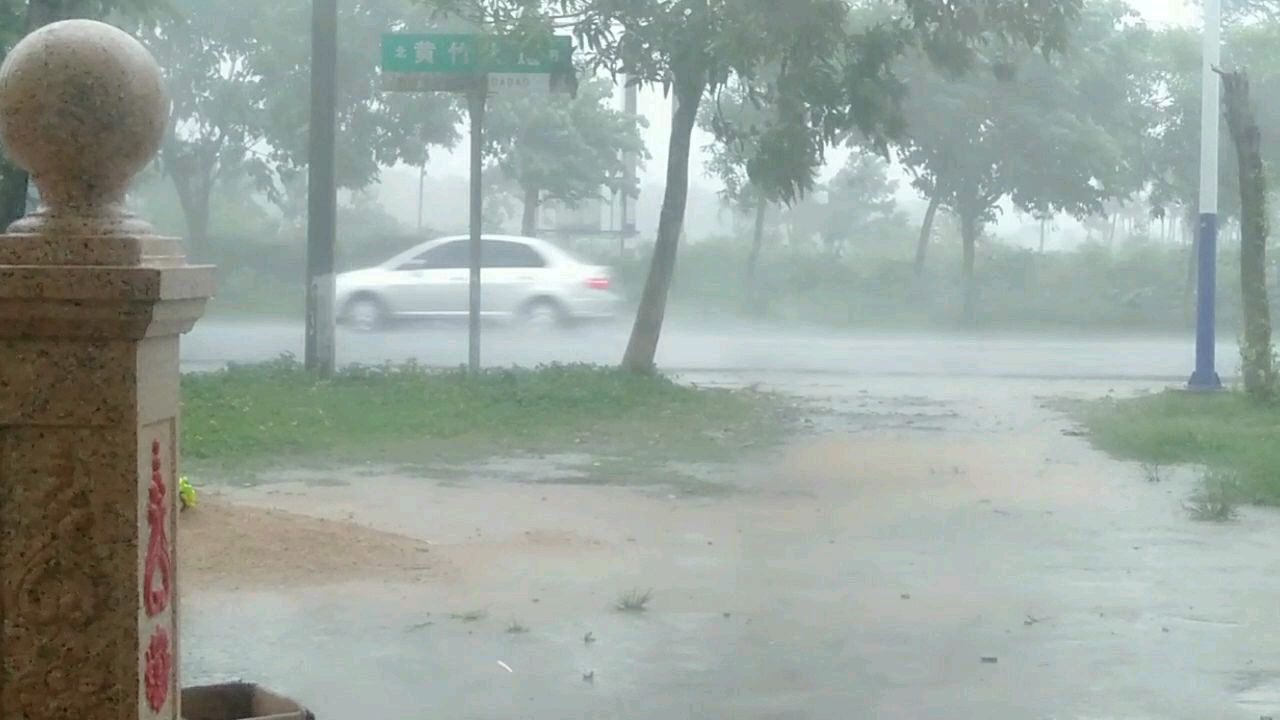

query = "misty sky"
[382,0,1200,243]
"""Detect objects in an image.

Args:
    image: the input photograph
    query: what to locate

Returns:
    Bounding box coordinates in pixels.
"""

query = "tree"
[781,151,904,256]
[485,75,646,236]
[249,0,460,203]
[0,0,164,228]
[1147,20,1280,321]
[699,76,820,315]
[1220,68,1273,398]
[816,152,903,253]
[897,0,1151,322]
[138,0,263,255]
[443,0,1083,370]
[136,0,460,254]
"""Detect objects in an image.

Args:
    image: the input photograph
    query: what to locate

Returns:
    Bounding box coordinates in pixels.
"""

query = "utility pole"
[467,80,486,375]
[305,0,338,378]
[1189,0,1222,391]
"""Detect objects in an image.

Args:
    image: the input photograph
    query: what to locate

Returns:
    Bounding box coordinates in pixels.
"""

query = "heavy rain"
[2,0,1280,719]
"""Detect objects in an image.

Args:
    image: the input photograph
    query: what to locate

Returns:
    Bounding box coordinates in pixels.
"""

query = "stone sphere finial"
[0,20,168,236]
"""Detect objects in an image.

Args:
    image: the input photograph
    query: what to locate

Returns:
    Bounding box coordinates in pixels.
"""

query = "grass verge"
[1071,390,1280,505]
[183,356,790,481]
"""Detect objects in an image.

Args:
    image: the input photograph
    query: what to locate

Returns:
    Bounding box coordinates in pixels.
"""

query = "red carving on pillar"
[143,439,172,617]
[144,628,172,712]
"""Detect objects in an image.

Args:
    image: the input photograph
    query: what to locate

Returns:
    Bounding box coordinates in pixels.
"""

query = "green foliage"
[1147,20,1280,225]
[1216,0,1280,24]
[182,358,781,465]
[605,234,1265,331]
[134,0,461,250]
[451,0,1084,206]
[1074,391,1280,507]
[786,152,906,254]
[485,75,647,211]
[897,0,1152,231]
[248,0,462,190]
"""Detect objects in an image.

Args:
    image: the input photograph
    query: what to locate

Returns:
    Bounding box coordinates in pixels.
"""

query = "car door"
[390,241,470,316]
[482,240,548,315]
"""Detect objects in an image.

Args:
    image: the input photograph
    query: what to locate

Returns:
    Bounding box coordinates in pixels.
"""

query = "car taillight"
[586,277,611,290]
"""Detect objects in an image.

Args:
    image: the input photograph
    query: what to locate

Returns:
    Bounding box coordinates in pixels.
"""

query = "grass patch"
[615,588,653,613]
[1071,390,1280,504]
[1184,470,1242,522]
[183,356,788,478]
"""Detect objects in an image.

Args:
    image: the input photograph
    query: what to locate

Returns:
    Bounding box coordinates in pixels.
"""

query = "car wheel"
[346,296,389,332]
[520,298,569,329]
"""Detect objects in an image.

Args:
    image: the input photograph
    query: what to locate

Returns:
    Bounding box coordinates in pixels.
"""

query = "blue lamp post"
[1189,0,1223,391]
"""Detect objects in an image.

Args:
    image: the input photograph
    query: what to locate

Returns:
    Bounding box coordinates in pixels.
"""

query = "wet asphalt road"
[180,318,1274,719]
[181,371,1280,720]
[182,317,1236,382]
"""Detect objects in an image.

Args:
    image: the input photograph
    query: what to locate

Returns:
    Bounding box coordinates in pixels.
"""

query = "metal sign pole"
[467,80,486,375]
[380,32,574,375]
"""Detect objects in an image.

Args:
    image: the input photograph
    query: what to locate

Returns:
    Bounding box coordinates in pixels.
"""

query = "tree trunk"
[1039,217,1047,253]
[1222,69,1273,397]
[914,189,942,276]
[521,184,539,237]
[1184,205,1199,327]
[621,68,706,374]
[745,196,767,316]
[170,169,211,259]
[0,0,82,228]
[0,159,29,231]
[960,211,979,325]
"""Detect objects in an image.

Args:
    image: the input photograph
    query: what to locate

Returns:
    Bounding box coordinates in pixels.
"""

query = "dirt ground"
[180,499,444,592]
[181,374,1280,720]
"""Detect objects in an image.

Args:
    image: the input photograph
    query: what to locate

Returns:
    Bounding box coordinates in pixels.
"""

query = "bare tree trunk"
[961,211,979,325]
[0,159,28,231]
[914,190,942,276]
[745,196,767,316]
[521,184,539,237]
[1039,217,1047,253]
[621,68,706,374]
[170,169,212,258]
[1184,204,1199,327]
[1222,69,1273,397]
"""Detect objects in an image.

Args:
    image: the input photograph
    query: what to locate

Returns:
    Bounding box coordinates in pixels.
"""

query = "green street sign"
[381,33,572,75]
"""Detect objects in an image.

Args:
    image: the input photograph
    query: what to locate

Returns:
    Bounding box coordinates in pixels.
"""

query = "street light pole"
[1190,0,1223,391]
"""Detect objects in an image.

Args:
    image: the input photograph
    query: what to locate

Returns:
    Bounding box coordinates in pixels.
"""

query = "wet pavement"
[181,317,1238,382]
[181,363,1280,719]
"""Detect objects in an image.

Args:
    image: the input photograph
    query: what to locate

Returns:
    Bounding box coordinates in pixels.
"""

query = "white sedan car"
[336,234,621,330]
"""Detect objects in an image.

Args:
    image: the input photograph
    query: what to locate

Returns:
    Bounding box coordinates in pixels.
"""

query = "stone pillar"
[0,20,213,720]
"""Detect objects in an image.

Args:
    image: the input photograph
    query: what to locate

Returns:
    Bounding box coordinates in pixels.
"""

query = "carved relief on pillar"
[0,428,127,717]
[144,627,173,712]
[144,438,172,617]
[140,422,178,718]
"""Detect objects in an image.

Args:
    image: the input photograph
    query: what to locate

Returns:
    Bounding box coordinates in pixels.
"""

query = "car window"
[485,240,547,269]
[405,241,469,270]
